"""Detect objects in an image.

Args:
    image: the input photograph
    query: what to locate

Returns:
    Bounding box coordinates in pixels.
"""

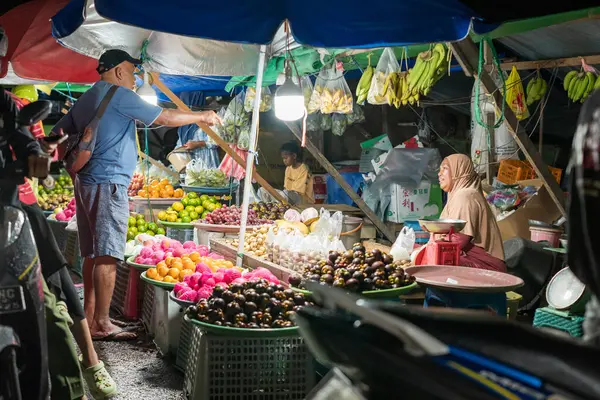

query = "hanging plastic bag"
[347,103,366,125]
[307,113,321,132]
[301,76,314,109]
[332,113,348,136]
[219,144,249,181]
[391,226,415,261]
[244,86,273,112]
[237,125,251,150]
[216,92,249,143]
[367,48,400,106]
[321,64,353,114]
[65,215,78,232]
[356,54,374,105]
[307,68,328,114]
[320,113,332,131]
[505,66,529,120]
[185,159,229,187]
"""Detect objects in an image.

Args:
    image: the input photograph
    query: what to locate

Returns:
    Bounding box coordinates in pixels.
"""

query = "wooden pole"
[450,39,566,217]
[150,72,286,204]
[500,54,600,71]
[484,42,495,185]
[284,121,396,242]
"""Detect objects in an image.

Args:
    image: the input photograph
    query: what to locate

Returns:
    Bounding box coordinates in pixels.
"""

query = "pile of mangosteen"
[288,243,415,292]
[185,279,313,329]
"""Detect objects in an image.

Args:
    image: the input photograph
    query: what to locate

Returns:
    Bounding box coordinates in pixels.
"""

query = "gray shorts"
[75,178,128,260]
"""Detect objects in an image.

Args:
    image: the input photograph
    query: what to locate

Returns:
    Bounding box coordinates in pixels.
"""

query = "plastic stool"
[424,288,507,317]
[533,307,584,337]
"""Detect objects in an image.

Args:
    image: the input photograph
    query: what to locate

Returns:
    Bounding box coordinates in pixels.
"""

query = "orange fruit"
[171,261,183,271]
[156,261,167,270]
[168,268,180,278]
[164,256,174,267]
[147,268,158,279]
[150,179,159,187]
[188,252,200,262]
[163,275,176,283]
[160,178,169,187]
[150,190,160,198]
[173,188,184,198]
[138,189,148,198]
[179,268,194,281]
[153,276,164,282]
[159,189,169,198]
[157,265,169,277]
[182,258,195,270]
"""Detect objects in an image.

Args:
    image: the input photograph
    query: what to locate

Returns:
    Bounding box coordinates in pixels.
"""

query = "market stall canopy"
[51,0,297,77]
[58,0,498,50]
[0,0,98,82]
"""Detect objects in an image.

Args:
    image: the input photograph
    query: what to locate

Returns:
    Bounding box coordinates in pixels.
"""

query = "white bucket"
[167,150,192,172]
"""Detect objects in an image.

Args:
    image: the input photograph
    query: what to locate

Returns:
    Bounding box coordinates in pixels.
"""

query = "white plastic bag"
[244,86,272,112]
[307,68,328,114]
[391,226,415,261]
[332,113,348,136]
[301,76,314,108]
[321,65,353,114]
[367,48,400,105]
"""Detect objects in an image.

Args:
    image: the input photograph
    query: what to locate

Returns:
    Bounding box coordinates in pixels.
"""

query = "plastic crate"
[184,318,316,400]
[545,166,563,184]
[533,307,584,337]
[141,282,156,335]
[64,230,82,277]
[166,226,195,243]
[176,316,194,373]
[110,260,130,316]
[47,218,68,252]
[497,160,532,184]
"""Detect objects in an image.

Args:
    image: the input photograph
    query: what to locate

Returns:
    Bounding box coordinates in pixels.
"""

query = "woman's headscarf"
[440,154,504,260]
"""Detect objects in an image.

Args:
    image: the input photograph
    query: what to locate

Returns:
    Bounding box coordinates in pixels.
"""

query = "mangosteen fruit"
[244,301,258,314]
[209,298,226,310]
[345,278,360,291]
[333,278,345,288]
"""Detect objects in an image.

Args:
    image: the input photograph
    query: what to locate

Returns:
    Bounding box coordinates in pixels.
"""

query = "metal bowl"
[418,219,466,234]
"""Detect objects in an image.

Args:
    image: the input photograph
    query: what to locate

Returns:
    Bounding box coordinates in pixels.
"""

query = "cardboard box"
[386,181,443,223]
[495,179,563,241]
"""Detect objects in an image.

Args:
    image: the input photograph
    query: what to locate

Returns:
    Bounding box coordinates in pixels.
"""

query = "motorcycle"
[0,100,56,400]
[296,282,600,400]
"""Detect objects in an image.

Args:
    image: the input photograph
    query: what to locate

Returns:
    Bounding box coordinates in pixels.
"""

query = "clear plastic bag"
[307,68,328,114]
[301,75,314,108]
[236,124,251,150]
[321,65,353,114]
[320,113,332,131]
[307,113,321,132]
[347,103,366,125]
[215,92,250,143]
[367,48,400,105]
[391,226,415,261]
[65,215,78,232]
[244,86,273,112]
[332,113,348,136]
[185,159,228,187]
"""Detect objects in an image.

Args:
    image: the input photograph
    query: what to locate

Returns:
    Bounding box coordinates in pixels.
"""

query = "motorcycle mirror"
[17,100,52,126]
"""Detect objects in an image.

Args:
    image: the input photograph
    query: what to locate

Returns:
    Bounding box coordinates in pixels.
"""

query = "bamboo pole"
[150,72,286,204]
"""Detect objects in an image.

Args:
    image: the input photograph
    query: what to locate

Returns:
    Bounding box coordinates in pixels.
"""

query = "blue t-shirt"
[53,81,162,186]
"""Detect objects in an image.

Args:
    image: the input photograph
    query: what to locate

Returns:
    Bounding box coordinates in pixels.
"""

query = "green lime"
[167,207,174,212]
[206,203,216,212]
[185,205,195,213]
[188,192,198,199]
[176,218,182,223]
[208,196,217,203]
[128,217,137,227]
[181,216,191,223]
[146,230,155,236]
[156,227,166,235]
[178,210,190,218]
[195,206,204,214]
[148,222,158,232]
[188,198,199,207]
[137,219,146,227]
[201,210,209,219]
[137,225,147,233]
[202,200,211,209]
[127,231,135,241]
[199,194,208,202]
[214,203,222,209]
[181,197,190,207]
[189,211,199,220]
[130,226,138,234]
[136,213,145,220]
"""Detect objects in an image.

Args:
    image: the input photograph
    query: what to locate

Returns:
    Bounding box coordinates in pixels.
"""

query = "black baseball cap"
[97,49,142,74]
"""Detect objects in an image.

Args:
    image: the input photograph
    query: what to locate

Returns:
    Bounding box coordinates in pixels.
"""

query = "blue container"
[404,220,430,244]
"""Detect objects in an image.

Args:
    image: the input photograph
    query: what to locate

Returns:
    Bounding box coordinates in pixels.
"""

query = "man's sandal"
[79,357,118,399]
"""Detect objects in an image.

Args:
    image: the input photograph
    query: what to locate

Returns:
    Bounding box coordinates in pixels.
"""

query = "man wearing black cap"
[52,49,221,346]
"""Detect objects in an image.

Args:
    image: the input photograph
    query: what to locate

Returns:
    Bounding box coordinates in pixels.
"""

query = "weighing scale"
[417,219,466,266]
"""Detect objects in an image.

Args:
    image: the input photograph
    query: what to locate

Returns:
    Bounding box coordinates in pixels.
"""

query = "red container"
[425,241,460,266]
[529,227,562,248]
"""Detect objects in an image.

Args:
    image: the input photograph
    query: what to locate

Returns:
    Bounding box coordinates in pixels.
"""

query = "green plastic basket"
[140,270,176,289]
[533,307,585,337]
[189,315,300,337]
[125,256,154,271]
[291,282,418,299]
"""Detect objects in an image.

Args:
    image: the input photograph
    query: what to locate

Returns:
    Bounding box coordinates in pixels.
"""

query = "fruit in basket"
[128,172,144,196]
[134,178,181,199]
[127,214,164,240]
[134,239,210,265]
[249,202,291,220]
[202,205,271,226]
[185,277,312,328]
[37,174,74,211]
[54,198,76,222]
[158,194,222,223]
[228,225,271,258]
[289,243,414,292]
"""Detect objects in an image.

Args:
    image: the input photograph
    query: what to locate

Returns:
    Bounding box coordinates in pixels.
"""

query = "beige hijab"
[440,154,504,260]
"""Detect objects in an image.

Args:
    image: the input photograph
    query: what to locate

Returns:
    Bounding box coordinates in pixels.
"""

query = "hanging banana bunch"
[404,43,448,106]
[525,72,547,105]
[356,54,374,105]
[564,70,597,103]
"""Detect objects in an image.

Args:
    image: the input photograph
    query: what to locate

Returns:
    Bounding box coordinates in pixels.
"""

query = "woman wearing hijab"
[416,154,505,272]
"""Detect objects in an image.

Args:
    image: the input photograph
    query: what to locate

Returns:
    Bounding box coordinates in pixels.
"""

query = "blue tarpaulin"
[88,0,497,48]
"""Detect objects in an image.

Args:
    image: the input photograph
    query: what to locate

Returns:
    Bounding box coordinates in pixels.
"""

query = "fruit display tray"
[159,221,194,229]
[188,315,299,338]
[290,282,419,299]
[181,184,238,194]
[140,270,176,289]
[192,221,270,234]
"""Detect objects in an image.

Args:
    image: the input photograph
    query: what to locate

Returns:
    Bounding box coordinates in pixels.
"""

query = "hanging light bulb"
[274,63,304,121]
[137,72,158,105]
